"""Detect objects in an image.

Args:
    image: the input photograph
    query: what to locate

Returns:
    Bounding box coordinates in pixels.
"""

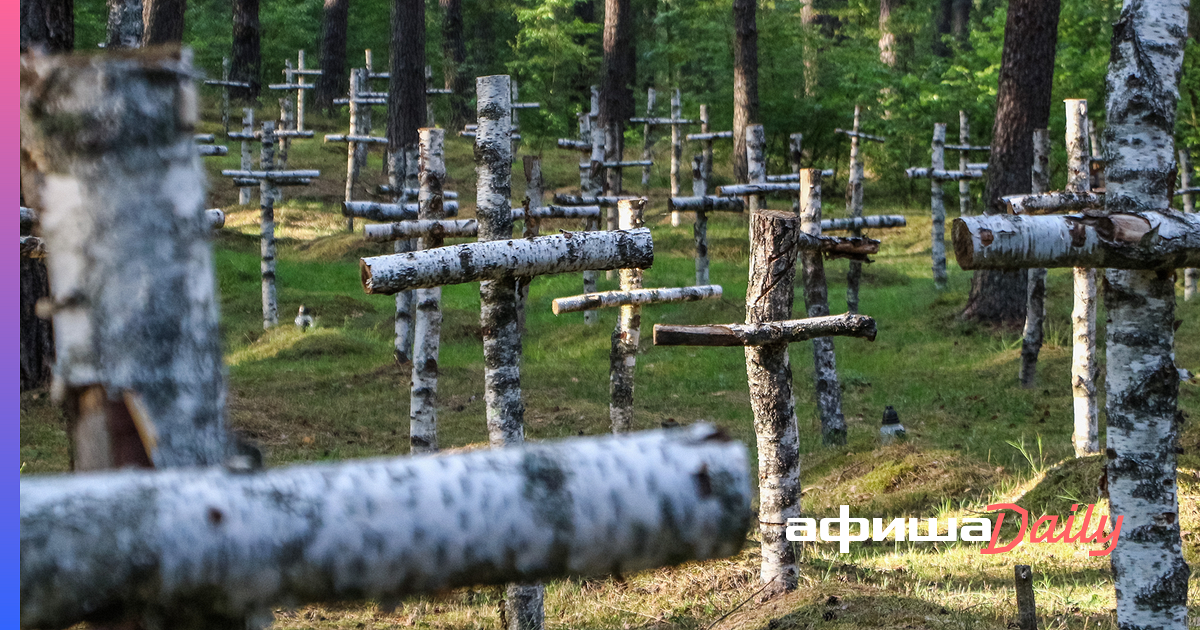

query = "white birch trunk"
[746,124,766,213]
[789,133,803,213]
[345,68,362,232]
[583,214,600,326]
[239,108,254,205]
[642,87,655,188]
[554,284,721,314]
[930,123,948,290]
[1020,129,1050,389]
[743,209,802,593]
[846,105,865,313]
[654,313,877,347]
[799,170,847,446]
[410,128,446,454]
[700,104,714,187]
[610,200,646,434]
[670,89,683,225]
[1065,99,1101,457]
[20,50,233,469]
[21,425,752,630]
[958,111,971,216]
[692,154,710,285]
[358,68,372,171]
[820,215,906,231]
[260,121,279,329]
[1181,149,1197,300]
[296,50,307,131]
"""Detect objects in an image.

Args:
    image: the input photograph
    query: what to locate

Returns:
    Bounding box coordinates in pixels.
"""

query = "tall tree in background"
[142,0,186,45]
[106,0,142,48]
[230,0,261,101]
[440,0,469,127]
[934,0,971,56]
[315,0,350,113]
[878,0,904,67]
[961,0,1061,324]
[388,0,427,180]
[732,0,758,183]
[572,0,598,112]
[21,0,74,52]
[599,0,633,189]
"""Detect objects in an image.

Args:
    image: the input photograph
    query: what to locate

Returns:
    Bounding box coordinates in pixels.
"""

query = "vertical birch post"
[1088,119,1104,191]
[610,199,646,433]
[642,87,656,187]
[276,96,293,203]
[20,49,234,471]
[1066,99,1099,458]
[425,65,437,127]
[744,209,802,594]
[789,133,803,213]
[583,105,602,326]
[260,121,279,329]
[220,56,231,133]
[1101,3,1189,626]
[392,155,418,366]
[476,74,544,630]
[845,107,865,313]
[238,107,254,205]
[356,66,371,172]
[701,104,714,185]
[799,169,847,446]
[517,156,543,332]
[410,128,445,454]
[670,89,684,226]
[930,123,949,290]
[693,154,710,286]
[1181,148,1197,300]
[296,50,307,132]
[1019,129,1049,389]
[958,111,971,216]
[746,124,766,213]
[345,68,362,232]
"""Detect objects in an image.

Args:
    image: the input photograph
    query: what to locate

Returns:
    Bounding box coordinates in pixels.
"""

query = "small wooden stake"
[1014,565,1037,630]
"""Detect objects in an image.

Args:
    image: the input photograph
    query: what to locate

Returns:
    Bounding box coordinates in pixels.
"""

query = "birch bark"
[1019,129,1049,389]
[610,199,645,433]
[845,105,865,313]
[958,111,971,216]
[1181,149,1197,300]
[260,121,279,329]
[693,154,710,285]
[670,89,683,224]
[799,170,847,446]
[931,123,949,290]
[239,108,254,204]
[410,128,445,454]
[1066,99,1099,457]
[746,124,766,213]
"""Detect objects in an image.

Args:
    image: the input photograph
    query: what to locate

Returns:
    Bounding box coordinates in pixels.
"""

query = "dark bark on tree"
[141,0,186,46]
[21,0,74,53]
[732,0,759,183]
[600,0,633,194]
[20,255,53,392]
[951,0,970,41]
[388,0,427,179]
[572,0,598,112]
[961,0,1060,325]
[439,0,469,127]
[106,0,142,49]
[230,0,261,101]
[315,0,350,113]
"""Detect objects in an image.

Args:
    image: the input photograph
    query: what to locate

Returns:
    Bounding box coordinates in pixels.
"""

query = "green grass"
[19,113,1200,629]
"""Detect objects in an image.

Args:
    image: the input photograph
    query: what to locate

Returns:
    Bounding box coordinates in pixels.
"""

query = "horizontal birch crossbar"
[197,145,228,157]
[194,134,216,143]
[557,138,590,150]
[967,162,988,170]
[553,194,643,207]
[1002,191,1105,215]
[231,177,311,187]
[342,201,461,221]
[552,284,722,314]
[360,228,655,294]
[685,131,733,141]
[228,130,314,140]
[579,161,653,168]
[904,167,985,180]
[819,215,907,231]
[203,79,250,88]
[19,425,751,630]
[668,196,745,212]
[764,171,833,182]
[512,205,602,219]
[362,207,602,242]
[375,185,459,199]
[460,131,522,140]
[267,83,316,90]
[944,144,990,151]
[653,313,878,346]
[834,128,886,142]
[324,134,389,144]
[205,208,225,229]
[333,97,387,106]
[1174,187,1200,196]
[629,117,695,125]
[716,182,835,196]
[952,211,1200,270]
[222,169,321,179]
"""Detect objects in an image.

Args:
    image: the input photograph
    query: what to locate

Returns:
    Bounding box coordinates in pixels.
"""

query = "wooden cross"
[202,56,248,133]
[685,104,733,195]
[834,105,886,312]
[630,88,695,224]
[549,199,723,432]
[670,154,745,286]
[904,122,985,290]
[267,56,315,134]
[227,118,314,207]
[221,122,320,329]
[651,201,878,596]
[324,68,389,232]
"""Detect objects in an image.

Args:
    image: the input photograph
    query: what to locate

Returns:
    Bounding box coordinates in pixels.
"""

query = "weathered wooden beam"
[552,284,722,314]
[952,212,1200,270]
[820,215,907,232]
[361,228,654,294]
[1002,191,1105,215]
[653,313,877,346]
[668,196,745,212]
[21,425,752,630]
[342,201,460,221]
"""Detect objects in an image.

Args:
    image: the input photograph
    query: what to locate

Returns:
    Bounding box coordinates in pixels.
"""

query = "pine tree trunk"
[878,0,902,67]
[439,0,469,128]
[732,0,759,183]
[314,0,349,113]
[106,0,142,49]
[388,0,427,203]
[230,0,260,101]
[21,0,74,52]
[1102,3,1189,626]
[600,0,632,203]
[1018,128,1048,389]
[962,0,1061,325]
[141,0,186,45]
[410,128,445,454]
[799,170,847,446]
[744,209,801,594]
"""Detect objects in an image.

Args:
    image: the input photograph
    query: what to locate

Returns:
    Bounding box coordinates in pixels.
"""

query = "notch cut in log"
[653,313,877,346]
[1002,191,1104,215]
[951,212,1200,270]
[20,425,752,630]
[553,285,722,314]
[342,201,460,222]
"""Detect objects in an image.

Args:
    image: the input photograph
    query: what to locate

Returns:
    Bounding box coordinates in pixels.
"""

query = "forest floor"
[18,107,1200,630]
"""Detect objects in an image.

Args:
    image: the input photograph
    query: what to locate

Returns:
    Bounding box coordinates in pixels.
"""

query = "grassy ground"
[18,107,1200,629]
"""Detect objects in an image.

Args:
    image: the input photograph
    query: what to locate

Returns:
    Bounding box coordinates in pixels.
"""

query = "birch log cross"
[327,67,389,231]
[236,107,254,204]
[955,4,1196,624]
[686,104,733,190]
[268,59,315,136]
[905,123,985,290]
[669,155,745,285]
[835,105,886,313]
[652,208,878,595]
[630,88,694,225]
[1001,100,1103,456]
[202,56,248,134]
[550,199,723,433]
[408,127,447,453]
[220,124,320,329]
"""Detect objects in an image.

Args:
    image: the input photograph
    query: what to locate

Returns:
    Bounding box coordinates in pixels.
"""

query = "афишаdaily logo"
[785,503,1123,556]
